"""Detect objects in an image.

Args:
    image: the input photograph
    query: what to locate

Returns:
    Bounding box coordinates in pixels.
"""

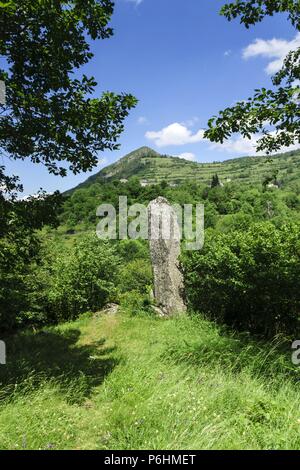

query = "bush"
[116,239,150,262]
[118,258,153,295]
[0,233,42,332]
[183,222,300,337]
[27,234,120,324]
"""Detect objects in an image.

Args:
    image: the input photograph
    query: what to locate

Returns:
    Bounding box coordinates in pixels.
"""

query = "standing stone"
[148,197,186,316]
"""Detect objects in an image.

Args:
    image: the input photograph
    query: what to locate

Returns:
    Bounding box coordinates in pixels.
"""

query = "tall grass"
[0,310,299,450]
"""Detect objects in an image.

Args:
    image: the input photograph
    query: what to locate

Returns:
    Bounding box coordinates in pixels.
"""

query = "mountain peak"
[122,146,160,159]
[135,146,159,154]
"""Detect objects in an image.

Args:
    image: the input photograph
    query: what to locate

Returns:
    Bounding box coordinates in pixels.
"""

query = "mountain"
[67,146,300,193]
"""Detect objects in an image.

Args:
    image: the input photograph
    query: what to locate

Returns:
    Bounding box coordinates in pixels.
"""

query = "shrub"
[118,258,153,295]
[116,239,150,262]
[183,222,300,337]
[0,233,42,332]
[27,234,120,324]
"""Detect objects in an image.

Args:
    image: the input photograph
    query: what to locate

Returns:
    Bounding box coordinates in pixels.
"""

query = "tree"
[211,173,221,188]
[0,0,137,192]
[205,1,300,154]
[0,190,63,331]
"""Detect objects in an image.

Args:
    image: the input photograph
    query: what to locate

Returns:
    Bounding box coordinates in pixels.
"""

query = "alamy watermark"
[96,196,204,251]
[0,81,6,105]
[291,340,300,365]
[0,340,6,365]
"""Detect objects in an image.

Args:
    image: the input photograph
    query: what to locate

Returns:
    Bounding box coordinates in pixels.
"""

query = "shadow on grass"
[0,328,118,404]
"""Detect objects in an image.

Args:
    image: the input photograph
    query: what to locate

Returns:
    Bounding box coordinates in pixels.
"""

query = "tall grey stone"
[148,197,186,316]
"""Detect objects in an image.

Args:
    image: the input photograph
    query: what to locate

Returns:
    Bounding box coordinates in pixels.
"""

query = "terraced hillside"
[68,146,300,194]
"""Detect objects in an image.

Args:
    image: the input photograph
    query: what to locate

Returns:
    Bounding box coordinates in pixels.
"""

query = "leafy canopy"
[0,0,137,190]
[205,1,300,154]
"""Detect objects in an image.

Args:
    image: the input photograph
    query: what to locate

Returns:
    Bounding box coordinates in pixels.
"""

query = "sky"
[4,0,300,194]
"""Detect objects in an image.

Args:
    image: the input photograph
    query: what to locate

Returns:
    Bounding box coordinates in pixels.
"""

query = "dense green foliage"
[205,1,300,153]
[211,174,221,188]
[29,234,120,324]
[0,191,62,331]
[0,231,120,332]
[221,1,300,30]
[118,259,152,296]
[184,222,300,337]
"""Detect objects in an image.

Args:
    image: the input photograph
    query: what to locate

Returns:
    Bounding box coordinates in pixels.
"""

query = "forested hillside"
[60,147,300,233]
[67,147,300,192]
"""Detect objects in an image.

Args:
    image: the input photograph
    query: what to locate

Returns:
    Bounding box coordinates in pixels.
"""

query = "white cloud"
[224,49,232,57]
[146,120,300,156]
[243,33,300,74]
[145,122,206,147]
[211,135,262,155]
[137,116,148,125]
[176,152,197,161]
[211,133,300,156]
[126,0,143,5]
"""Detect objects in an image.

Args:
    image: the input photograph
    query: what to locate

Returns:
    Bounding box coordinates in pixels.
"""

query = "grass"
[0,309,300,450]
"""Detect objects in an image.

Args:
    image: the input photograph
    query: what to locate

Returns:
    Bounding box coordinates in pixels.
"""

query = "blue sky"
[5,0,299,194]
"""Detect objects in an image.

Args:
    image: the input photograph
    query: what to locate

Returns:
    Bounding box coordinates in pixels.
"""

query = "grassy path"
[0,311,300,450]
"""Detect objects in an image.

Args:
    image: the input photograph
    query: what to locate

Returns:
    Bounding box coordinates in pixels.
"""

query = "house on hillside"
[267,182,280,189]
